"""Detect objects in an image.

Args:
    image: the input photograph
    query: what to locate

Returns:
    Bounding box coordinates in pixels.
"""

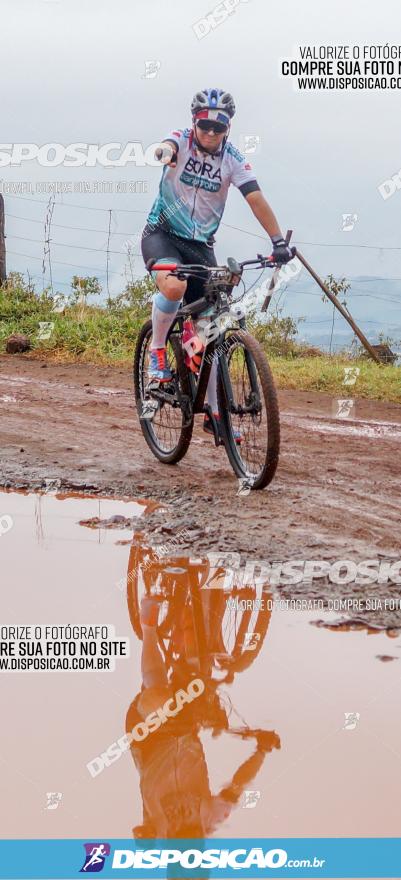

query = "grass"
[270,356,401,403]
[1,276,400,404]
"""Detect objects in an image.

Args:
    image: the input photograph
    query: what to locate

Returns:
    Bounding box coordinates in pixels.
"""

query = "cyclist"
[142,88,293,440]
[126,595,280,840]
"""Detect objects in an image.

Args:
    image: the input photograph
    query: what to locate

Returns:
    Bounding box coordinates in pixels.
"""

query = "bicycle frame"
[167,290,248,421]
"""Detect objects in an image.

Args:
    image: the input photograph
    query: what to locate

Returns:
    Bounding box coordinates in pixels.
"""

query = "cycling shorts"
[141,223,217,306]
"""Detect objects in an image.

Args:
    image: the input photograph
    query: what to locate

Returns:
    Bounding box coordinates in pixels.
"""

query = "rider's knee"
[156,270,186,300]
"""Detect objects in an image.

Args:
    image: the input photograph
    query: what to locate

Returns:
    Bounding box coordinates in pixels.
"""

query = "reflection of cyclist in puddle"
[126,591,280,839]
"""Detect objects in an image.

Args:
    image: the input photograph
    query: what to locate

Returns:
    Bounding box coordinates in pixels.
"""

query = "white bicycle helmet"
[191,88,236,119]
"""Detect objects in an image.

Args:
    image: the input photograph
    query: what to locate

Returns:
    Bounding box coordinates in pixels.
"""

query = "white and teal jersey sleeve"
[147,128,260,243]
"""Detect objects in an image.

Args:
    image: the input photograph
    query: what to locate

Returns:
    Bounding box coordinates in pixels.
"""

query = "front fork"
[218,323,261,417]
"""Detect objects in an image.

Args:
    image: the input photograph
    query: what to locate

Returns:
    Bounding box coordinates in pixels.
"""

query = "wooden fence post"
[0,195,6,284]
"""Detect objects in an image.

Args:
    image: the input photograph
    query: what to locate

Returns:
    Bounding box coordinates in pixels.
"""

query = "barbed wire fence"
[0,195,6,284]
[1,192,401,351]
[106,207,112,308]
[42,194,55,295]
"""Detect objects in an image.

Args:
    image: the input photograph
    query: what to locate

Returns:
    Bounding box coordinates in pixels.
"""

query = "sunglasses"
[196,120,228,134]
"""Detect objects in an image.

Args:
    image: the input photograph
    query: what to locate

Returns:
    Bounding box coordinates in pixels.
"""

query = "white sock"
[151,293,180,350]
[206,355,219,415]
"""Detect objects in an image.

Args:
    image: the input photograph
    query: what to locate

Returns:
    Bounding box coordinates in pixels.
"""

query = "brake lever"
[257,253,275,268]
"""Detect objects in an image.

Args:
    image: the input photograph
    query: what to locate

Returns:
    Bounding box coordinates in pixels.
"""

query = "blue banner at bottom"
[0,838,400,879]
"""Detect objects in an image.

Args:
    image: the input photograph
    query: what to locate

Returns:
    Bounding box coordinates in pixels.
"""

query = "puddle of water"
[0,374,74,391]
[0,491,146,548]
[90,387,129,397]
[282,413,401,441]
[1,492,400,844]
[0,374,129,398]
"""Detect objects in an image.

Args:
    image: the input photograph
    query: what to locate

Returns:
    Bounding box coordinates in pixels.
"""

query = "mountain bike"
[126,542,272,681]
[126,546,281,841]
[133,239,296,490]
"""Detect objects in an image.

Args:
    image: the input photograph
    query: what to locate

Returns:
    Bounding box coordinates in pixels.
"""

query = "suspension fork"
[244,349,260,399]
[217,328,240,410]
[219,328,261,413]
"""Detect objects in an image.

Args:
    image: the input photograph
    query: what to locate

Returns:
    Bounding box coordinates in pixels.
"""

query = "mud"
[0,354,400,630]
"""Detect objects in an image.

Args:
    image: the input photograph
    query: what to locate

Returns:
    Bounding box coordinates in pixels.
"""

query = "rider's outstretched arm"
[217,744,266,805]
[203,744,267,835]
[214,729,280,806]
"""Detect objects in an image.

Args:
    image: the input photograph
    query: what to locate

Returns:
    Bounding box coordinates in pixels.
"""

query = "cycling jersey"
[147,128,260,243]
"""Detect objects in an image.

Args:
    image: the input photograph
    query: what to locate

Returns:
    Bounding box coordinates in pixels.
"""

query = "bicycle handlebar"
[150,249,297,276]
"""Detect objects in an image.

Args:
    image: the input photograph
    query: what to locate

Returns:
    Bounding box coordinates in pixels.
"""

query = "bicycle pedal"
[140,399,159,421]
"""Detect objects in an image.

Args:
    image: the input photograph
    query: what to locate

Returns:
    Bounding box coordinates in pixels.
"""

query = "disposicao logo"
[80,843,111,873]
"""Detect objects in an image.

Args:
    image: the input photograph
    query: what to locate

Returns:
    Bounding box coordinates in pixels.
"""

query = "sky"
[1,0,401,340]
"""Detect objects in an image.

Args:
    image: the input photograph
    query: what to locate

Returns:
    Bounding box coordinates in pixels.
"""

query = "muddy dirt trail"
[1,354,400,567]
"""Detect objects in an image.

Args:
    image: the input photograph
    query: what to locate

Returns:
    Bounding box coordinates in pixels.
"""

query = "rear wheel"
[217,330,280,489]
[134,320,193,464]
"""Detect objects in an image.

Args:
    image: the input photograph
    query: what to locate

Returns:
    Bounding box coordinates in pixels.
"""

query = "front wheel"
[217,331,280,489]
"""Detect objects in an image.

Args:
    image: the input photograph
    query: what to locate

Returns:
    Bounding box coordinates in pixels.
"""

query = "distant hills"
[278,274,401,352]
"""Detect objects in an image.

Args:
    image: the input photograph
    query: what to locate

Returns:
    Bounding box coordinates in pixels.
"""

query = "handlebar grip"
[151,262,178,272]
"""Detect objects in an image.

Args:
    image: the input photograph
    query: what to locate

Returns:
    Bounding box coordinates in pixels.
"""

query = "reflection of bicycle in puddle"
[125,539,280,840]
[128,542,272,680]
